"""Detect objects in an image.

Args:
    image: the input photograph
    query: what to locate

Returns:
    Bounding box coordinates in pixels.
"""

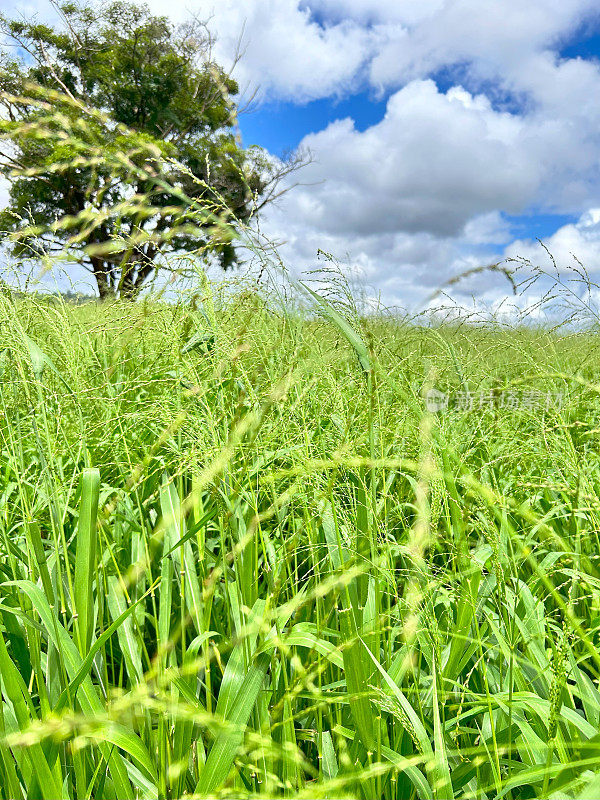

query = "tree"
[0,1,302,299]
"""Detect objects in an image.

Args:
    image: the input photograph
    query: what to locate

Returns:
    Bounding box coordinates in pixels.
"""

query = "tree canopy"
[0,1,299,298]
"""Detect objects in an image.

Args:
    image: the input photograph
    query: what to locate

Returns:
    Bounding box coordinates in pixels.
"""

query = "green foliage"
[1,279,600,797]
[0,2,284,299]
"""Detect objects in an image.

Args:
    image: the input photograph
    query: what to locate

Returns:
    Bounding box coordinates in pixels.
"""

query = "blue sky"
[560,23,600,60]
[6,0,600,310]
[238,90,389,157]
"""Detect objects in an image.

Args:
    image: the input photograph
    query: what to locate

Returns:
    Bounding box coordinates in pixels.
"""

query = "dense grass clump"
[1,283,600,799]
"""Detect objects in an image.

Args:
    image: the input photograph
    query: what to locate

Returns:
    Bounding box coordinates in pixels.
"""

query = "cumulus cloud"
[366,0,599,89]
[259,204,600,314]
[245,67,600,309]
[259,196,510,311]
[300,0,447,27]
[147,0,377,102]
[506,210,600,270]
[166,0,600,106]
[280,81,541,239]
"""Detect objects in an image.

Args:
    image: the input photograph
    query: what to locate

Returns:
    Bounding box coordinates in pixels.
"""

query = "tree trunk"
[97,281,116,301]
[119,253,156,300]
[91,257,115,301]
[91,252,156,301]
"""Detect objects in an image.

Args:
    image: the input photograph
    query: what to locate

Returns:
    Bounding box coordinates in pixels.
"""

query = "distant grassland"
[1,285,600,799]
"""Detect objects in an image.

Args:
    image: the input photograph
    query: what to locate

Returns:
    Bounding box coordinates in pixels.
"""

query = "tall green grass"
[1,282,600,799]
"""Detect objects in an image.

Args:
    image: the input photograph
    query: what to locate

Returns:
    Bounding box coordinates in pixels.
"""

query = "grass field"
[1,278,600,799]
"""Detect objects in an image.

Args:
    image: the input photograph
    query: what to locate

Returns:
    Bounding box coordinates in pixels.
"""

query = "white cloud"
[366,0,599,88]
[248,70,600,308]
[152,0,378,102]
[300,0,446,27]
[506,209,600,271]
[281,81,540,240]
[462,212,513,246]
[257,204,600,315]
[162,0,600,106]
